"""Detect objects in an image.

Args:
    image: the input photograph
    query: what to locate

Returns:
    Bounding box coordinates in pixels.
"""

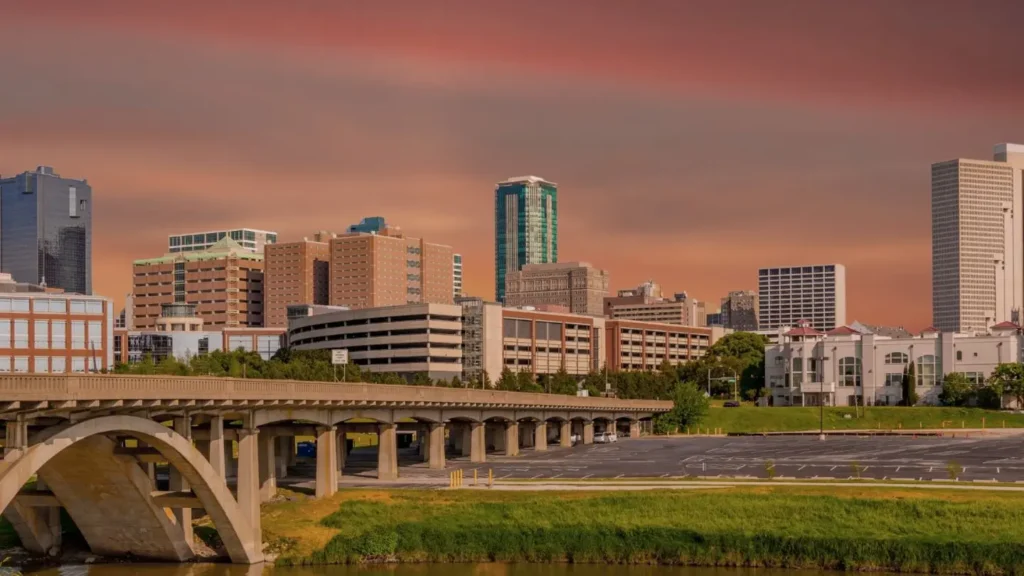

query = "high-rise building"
[132,237,265,330]
[603,281,706,327]
[264,231,333,328]
[453,253,463,298]
[494,176,558,302]
[168,228,277,253]
[720,290,758,331]
[328,227,453,309]
[932,144,1024,332]
[757,264,846,331]
[0,166,92,294]
[504,262,608,316]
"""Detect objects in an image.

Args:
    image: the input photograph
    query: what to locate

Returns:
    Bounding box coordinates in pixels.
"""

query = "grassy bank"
[700,406,1024,434]
[262,487,1024,574]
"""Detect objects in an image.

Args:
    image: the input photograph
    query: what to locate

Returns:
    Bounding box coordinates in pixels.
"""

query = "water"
[22,566,869,576]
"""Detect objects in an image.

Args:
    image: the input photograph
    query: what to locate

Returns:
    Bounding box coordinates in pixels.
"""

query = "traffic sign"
[331,349,349,365]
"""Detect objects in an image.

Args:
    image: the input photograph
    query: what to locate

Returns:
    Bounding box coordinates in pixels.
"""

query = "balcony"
[799,382,835,393]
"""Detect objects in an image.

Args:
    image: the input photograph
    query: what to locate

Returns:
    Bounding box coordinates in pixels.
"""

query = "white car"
[570,433,581,445]
[594,432,618,444]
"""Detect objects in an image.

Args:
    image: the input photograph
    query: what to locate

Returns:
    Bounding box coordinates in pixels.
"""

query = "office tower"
[453,253,463,298]
[720,290,759,330]
[494,176,558,302]
[603,281,706,326]
[264,231,332,328]
[504,262,609,316]
[329,227,453,308]
[168,228,277,253]
[932,143,1024,332]
[132,238,265,330]
[0,166,92,294]
[757,264,846,331]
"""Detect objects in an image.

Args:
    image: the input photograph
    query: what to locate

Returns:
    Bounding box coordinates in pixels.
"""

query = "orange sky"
[3,0,1024,330]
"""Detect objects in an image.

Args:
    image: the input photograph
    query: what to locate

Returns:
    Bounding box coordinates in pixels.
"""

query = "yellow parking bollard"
[489,468,494,487]
[474,469,478,486]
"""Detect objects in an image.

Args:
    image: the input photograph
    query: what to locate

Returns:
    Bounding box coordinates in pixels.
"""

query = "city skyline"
[4,1,1024,329]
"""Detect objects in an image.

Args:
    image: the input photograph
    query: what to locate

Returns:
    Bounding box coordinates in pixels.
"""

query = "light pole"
[819,355,828,441]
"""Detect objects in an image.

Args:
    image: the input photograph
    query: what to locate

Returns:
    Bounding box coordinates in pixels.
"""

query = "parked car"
[723,401,741,408]
[570,433,581,446]
[594,432,618,444]
[297,441,316,458]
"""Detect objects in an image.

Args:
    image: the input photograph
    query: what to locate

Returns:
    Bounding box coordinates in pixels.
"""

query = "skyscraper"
[0,166,92,294]
[453,253,463,298]
[720,290,759,331]
[494,176,557,302]
[932,144,1024,332]
[758,264,846,331]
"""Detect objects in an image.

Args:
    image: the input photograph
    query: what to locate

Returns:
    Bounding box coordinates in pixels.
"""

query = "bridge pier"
[504,421,519,456]
[378,423,398,480]
[534,421,548,451]
[208,416,226,479]
[236,426,262,552]
[560,421,571,447]
[258,432,277,502]
[315,426,337,498]
[630,420,641,438]
[583,421,594,444]
[469,422,486,463]
[428,422,446,469]
[170,417,193,546]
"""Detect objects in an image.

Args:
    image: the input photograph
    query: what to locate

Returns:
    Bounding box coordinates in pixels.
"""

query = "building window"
[33,320,48,349]
[86,300,103,315]
[884,352,908,364]
[71,321,86,350]
[885,373,903,387]
[71,357,86,373]
[11,299,29,313]
[52,321,66,349]
[838,356,861,387]
[229,335,253,352]
[33,356,48,373]
[87,321,102,349]
[965,372,984,385]
[917,355,940,387]
[51,357,66,373]
[0,320,9,348]
[956,350,963,361]
[0,357,9,372]
[13,320,28,349]
[13,357,29,373]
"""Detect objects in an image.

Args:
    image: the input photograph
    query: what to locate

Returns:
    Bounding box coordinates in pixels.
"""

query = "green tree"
[517,370,542,393]
[549,369,578,396]
[988,363,1024,408]
[496,367,518,391]
[449,375,463,389]
[902,362,918,406]
[976,382,1004,409]
[938,372,974,406]
[411,372,433,387]
[669,382,710,428]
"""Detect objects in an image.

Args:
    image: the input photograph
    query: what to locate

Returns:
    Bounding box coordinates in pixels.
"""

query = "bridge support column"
[4,419,28,458]
[336,426,347,477]
[583,421,594,445]
[428,422,446,469]
[6,477,63,556]
[258,432,277,502]
[378,423,398,481]
[315,426,337,498]
[237,427,262,550]
[275,436,290,479]
[559,421,571,447]
[469,422,486,463]
[505,421,519,456]
[169,416,193,546]
[418,425,429,461]
[630,421,641,438]
[208,415,226,479]
[534,422,547,451]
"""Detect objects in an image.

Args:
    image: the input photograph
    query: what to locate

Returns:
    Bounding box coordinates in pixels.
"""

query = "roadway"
[450,434,1024,482]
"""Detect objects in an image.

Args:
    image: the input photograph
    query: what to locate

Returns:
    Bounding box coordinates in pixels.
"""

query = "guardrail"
[0,374,672,413]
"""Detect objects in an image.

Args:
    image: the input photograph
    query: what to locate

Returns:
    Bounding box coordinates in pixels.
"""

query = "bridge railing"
[0,374,672,412]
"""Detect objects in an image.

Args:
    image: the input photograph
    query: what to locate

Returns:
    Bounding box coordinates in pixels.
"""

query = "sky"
[3,0,1024,330]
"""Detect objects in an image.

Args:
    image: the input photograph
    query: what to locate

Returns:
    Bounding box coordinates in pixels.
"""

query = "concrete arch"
[253,408,332,428]
[330,408,395,424]
[440,409,484,423]
[0,416,262,564]
[614,413,639,422]
[392,409,442,423]
[514,410,544,422]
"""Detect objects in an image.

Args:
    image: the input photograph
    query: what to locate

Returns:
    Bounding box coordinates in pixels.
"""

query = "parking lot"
[454,434,1024,482]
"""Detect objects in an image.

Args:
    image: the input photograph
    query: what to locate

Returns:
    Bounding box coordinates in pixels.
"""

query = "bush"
[652,414,676,435]
[939,373,973,407]
[671,382,710,428]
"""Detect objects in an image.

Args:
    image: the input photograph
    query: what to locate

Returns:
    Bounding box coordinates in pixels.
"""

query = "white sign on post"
[331,349,349,365]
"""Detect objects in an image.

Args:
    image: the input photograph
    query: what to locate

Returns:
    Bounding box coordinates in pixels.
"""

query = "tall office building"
[504,262,609,316]
[720,290,759,331]
[603,281,706,326]
[329,227,454,309]
[264,231,332,328]
[0,166,92,294]
[132,238,265,330]
[169,228,277,253]
[494,176,557,302]
[757,264,846,331]
[453,254,463,298]
[932,144,1024,332]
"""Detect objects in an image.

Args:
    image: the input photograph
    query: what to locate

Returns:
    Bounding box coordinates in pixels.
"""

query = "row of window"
[0,355,91,373]
[0,319,102,349]
[0,298,104,315]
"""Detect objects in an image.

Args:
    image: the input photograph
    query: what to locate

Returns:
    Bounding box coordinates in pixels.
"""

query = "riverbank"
[260,486,1024,574]
[699,406,1024,434]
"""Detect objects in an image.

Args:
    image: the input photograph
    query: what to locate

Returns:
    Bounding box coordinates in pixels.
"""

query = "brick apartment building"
[264,232,331,328]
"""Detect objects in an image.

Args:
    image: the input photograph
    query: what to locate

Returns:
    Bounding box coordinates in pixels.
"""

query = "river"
[22,566,875,576]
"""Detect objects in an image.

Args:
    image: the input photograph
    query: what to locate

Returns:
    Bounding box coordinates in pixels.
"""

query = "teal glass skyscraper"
[494,176,558,302]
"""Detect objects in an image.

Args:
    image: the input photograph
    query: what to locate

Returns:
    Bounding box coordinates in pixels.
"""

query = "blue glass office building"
[494,176,557,302]
[0,166,92,294]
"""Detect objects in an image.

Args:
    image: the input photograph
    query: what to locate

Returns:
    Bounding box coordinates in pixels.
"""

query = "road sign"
[331,349,349,365]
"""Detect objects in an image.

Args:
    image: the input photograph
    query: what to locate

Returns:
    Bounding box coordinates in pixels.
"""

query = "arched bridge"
[0,374,670,564]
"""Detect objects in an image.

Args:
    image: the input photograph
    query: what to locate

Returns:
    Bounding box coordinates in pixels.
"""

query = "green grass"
[700,406,1024,434]
[264,488,1024,573]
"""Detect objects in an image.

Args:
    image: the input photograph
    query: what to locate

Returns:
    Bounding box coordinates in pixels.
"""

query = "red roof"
[826,326,861,336]
[919,326,939,333]
[786,326,824,337]
[991,321,1021,330]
